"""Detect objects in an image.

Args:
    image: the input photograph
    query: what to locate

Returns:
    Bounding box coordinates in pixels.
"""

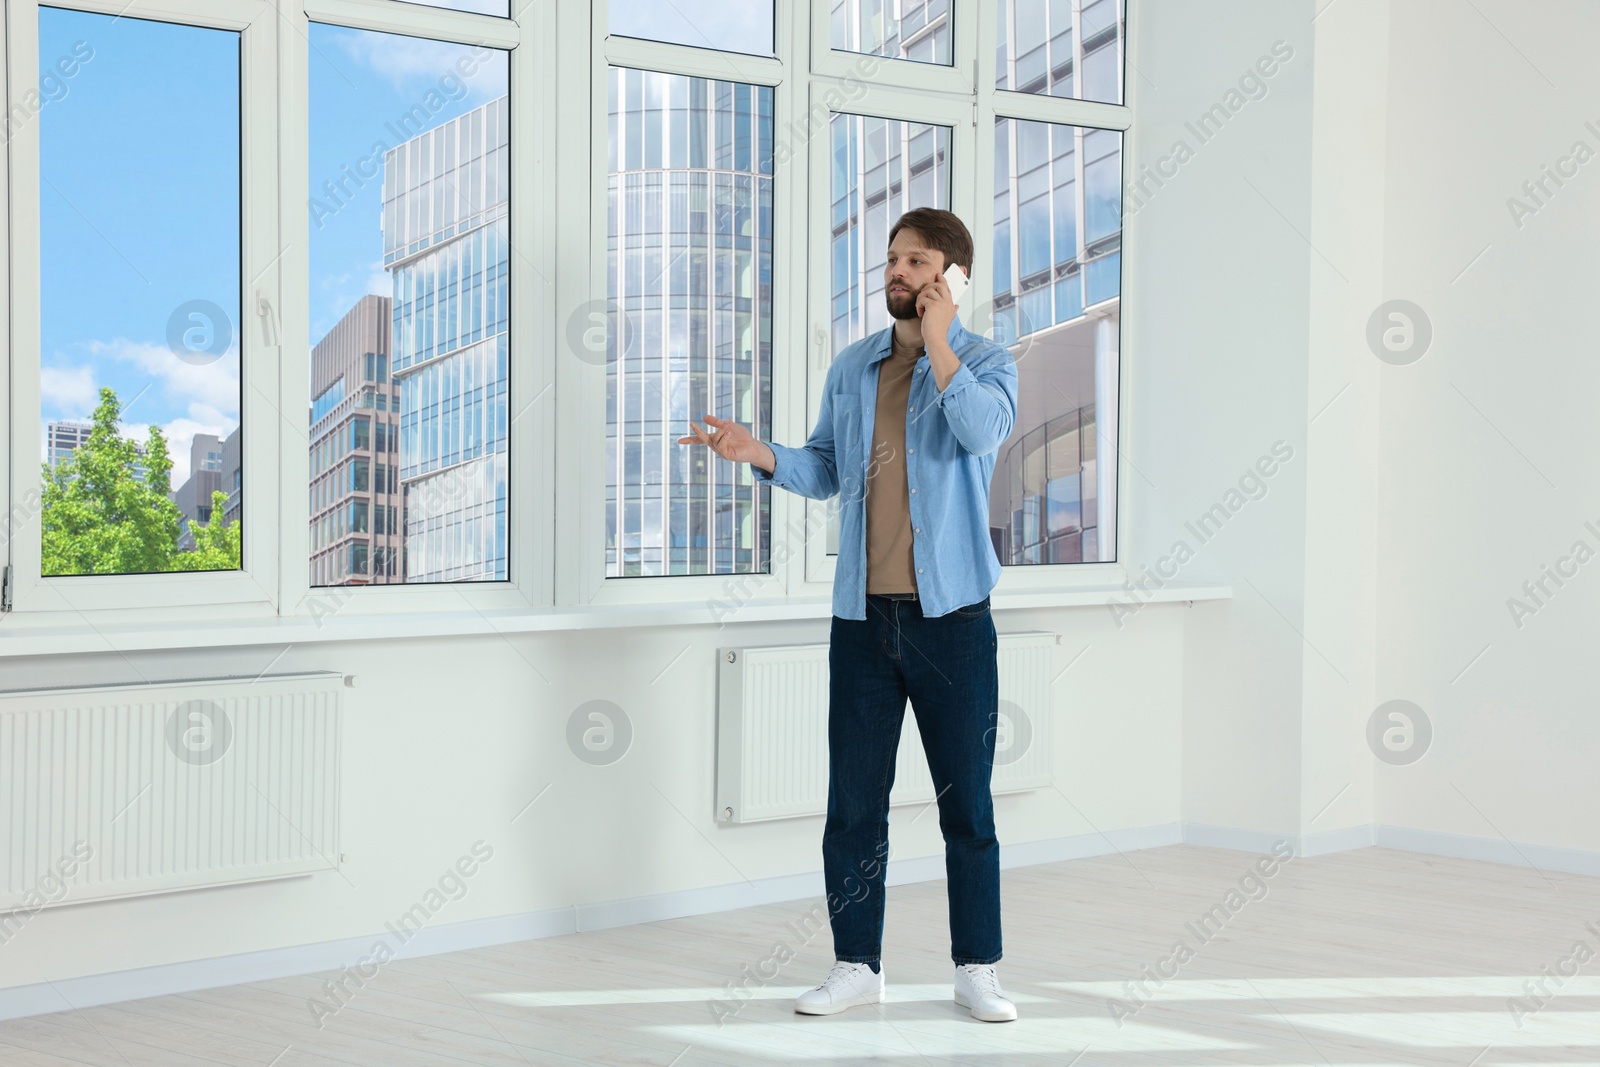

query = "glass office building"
[606,68,773,577]
[996,0,1125,104]
[990,117,1121,565]
[382,95,511,583]
[830,0,951,65]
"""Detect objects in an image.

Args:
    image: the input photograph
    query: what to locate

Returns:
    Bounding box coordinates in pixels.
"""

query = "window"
[5,0,1134,639]
[997,0,1126,104]
[609,0,774,56]
[831,0,953,66]
[605,68,774,578]
[308,23,510,587]
[991,117,1121,565]
[37,8,242,578]
[401,0,510,14]
[823,113,951,554]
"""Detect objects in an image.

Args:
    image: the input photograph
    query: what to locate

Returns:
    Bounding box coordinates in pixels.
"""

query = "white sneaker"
[794,960,885,1015]
[954,963,1018,1022]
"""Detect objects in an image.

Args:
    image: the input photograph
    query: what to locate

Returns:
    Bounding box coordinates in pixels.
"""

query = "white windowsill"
[0,582,1232,658]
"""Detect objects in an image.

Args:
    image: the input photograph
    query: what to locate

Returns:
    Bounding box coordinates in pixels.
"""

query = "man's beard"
[885,284,921,320]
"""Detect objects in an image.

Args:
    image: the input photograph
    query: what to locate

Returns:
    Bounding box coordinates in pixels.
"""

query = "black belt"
[869,592,918,601]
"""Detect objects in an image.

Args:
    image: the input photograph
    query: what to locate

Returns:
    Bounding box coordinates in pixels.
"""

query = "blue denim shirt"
[755,314,1018,620]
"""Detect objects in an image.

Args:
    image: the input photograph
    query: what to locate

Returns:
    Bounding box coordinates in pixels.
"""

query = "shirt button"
[907,448,914,455]
[910,488,917,494]
[917,568,924,574]
[908,407,915,413]
[915,527,922,533]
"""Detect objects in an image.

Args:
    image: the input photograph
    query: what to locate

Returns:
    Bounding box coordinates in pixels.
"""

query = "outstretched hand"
[678,414,776,473]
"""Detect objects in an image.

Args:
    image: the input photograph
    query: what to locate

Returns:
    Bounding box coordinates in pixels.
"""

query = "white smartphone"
[942,263,970,307]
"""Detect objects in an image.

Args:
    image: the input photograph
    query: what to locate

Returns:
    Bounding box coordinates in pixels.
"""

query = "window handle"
[256,291,280,347]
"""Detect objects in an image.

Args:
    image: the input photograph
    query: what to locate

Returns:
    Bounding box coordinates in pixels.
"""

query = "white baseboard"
[1374,824,1600,878]
[1180,821,1378,856]
[1,820,1594,1023]
[1180,821,1600,874]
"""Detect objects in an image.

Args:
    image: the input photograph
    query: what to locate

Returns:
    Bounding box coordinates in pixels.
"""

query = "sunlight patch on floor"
[1042,975,1600,1001]
[477,983,1058,1008]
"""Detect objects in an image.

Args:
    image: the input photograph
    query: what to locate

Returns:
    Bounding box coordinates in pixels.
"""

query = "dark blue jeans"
[822,593,1002,967]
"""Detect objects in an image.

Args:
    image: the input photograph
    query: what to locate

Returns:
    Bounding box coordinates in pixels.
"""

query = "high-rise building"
[382,95,510,583]
[829,0,951,64]
[310,294,400,585]
[990,118,1121,565]
[606,70,773,577]
[44,420,93,470]
[46,418,155,486]
[173,426,240,552]
[220,423,241,528]
[172,430,225,549]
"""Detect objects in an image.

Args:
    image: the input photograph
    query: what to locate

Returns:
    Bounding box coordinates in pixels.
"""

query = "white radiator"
[0,671,345,913]
[715,632,1055,823]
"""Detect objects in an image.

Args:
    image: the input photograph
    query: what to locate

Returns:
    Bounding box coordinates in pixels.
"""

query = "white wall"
[1374,0,1600,856]
[1124,0,1322,836]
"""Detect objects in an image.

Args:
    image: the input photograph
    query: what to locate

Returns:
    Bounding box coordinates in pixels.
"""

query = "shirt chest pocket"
[834,397,863,463]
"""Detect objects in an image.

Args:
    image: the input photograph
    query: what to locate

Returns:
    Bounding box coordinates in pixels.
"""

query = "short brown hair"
[888,208,974,276]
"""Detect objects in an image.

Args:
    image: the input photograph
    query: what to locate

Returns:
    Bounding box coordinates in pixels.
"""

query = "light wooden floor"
[4,844,1599,1066]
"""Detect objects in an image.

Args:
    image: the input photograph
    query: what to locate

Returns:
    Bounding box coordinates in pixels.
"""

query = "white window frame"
[278,0,550,620]
[808,0,973,94]
[0,0,1162,652]
[561,10,795,610]
[793,0,1137,596]
[974,0,1133,596]
[5,0,283,620]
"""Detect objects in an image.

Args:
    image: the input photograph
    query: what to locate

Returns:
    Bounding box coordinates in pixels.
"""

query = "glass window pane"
[608,68,773,578]
[831,0,953,66]
[396,0,510,14]
[822,114,950,556]
[609,0,774,57]
[39,9,242,577]
[991,118,1120,565]
[996,0,1124,104]
[309,25,510,586]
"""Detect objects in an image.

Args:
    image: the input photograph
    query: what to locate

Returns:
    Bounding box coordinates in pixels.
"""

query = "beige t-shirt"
[865,333,921,595]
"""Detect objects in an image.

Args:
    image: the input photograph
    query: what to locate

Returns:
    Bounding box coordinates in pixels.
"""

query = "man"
[678,208,1019,1023]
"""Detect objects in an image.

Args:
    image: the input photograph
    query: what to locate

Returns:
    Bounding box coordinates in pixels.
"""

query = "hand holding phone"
[942,263,970,307]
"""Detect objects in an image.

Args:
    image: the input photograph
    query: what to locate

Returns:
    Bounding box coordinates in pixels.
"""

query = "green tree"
[170,489,243,572]
[40,386,240,574]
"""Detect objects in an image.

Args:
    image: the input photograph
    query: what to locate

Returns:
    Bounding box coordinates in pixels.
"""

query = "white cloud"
[312,265,392,343]
[40,363,99,417]
[368,261,394,298]
[329,25,509,102]
[84,337,241,423]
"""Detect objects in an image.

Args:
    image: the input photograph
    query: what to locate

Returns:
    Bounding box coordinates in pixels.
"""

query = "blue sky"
[39,7,241,489]
[38,8,507,488]
[307,23,507,348]
[609,0,774,55]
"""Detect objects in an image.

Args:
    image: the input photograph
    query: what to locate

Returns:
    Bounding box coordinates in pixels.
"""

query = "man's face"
[883,229,947,321]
